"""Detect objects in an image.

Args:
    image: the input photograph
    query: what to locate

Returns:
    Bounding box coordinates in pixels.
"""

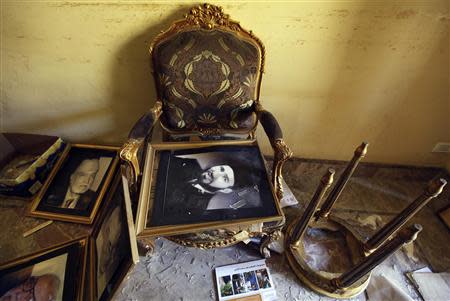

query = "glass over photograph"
[0,239,86,301]
[147,145,278,227]
[91,174,134,301]
[35,146,117,219]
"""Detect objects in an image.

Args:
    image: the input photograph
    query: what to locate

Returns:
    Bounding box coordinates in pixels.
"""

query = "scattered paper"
[407,268,450,301]
[366,274,413,301]
[280,179,298,208]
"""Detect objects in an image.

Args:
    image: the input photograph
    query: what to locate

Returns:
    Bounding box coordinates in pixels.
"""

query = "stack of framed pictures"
[0,143,139,300]
[135,140,284,238]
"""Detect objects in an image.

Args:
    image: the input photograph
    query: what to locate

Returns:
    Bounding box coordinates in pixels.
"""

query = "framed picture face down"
[89,173,137,301]
[136,140,283,237]
[29,144,119,224]
[0,237,87,301]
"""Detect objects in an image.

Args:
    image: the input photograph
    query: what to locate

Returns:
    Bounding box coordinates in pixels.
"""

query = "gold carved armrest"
[120,101,162,187]
[256,104,293,201]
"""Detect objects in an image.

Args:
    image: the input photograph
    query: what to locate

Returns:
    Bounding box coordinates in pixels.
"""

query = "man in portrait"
[60,159,99,209]
[45,158,99,211]
[164,154,261,216]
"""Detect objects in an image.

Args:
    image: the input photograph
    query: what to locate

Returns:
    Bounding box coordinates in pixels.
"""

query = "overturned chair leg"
[291,169,335,247]
[316,142,369,220]
[364,178,447,253]
[334,224,422,289]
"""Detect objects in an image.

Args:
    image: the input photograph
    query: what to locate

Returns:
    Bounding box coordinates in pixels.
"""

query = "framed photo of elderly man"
[135,140,283,237]
[0,237,87,301]
[29,144,119,224]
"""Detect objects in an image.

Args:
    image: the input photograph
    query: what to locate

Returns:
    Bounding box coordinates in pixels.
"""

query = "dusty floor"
[112,159,450,300]
[1,158,449,300]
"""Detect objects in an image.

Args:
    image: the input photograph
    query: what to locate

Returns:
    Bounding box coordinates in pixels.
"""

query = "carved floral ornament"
[184,3,240,30]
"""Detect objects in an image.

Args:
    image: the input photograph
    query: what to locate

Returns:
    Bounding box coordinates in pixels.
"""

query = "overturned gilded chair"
[120,4,292,255]
[285,142,447,298]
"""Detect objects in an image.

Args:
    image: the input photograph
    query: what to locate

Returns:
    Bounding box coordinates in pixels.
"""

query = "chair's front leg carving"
[272,138,293,200]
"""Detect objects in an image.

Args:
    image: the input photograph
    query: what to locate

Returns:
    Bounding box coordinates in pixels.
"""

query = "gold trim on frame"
[135,139,283,238]
[0,237,88,301]
[29,144,120,224]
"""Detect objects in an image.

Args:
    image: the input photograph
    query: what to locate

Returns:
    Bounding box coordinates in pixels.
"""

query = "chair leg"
[316,142,369,220]
[333,224,422,289]
[291,169,335,247]
[364,178,447,253]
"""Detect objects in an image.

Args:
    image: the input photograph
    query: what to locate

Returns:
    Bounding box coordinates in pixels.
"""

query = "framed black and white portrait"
[89,173,137,301]
[135,140,283,237]
[29,144,119,224]
[0,237,87,301]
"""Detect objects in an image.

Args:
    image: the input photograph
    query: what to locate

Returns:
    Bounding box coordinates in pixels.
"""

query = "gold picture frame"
[89,172,138,301]
[0,237,88,301]
[29,143,120,224]
[136,139,283,238]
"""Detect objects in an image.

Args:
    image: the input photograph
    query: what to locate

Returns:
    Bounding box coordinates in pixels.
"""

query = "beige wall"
[1,1,449,167]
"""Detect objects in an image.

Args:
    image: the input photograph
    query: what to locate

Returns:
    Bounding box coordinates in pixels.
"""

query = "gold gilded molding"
[120,138,144,185]
[185,3,238,30]
[168,237,238,249]
[151,100,163,117]
[197,127,223,136]
[169,224,284,257]
[254,102,264,113]
[273,139,293,200]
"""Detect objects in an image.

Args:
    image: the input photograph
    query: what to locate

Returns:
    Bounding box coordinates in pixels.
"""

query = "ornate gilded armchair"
[120,4,292,253]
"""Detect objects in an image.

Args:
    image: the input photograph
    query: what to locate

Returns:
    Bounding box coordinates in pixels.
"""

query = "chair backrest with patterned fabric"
[150,4,265,137]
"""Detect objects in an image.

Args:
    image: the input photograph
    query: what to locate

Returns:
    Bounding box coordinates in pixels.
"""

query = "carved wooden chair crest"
[120,4,292,252]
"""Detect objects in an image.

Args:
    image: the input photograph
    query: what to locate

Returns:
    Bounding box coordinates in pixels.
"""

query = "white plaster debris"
[112,234,423,301]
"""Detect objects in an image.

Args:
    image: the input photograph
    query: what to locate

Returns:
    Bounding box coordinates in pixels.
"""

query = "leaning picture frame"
[89,172,138,301]
[0,237,88,301]
[29,144,120,224]
[135,140,283,237]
